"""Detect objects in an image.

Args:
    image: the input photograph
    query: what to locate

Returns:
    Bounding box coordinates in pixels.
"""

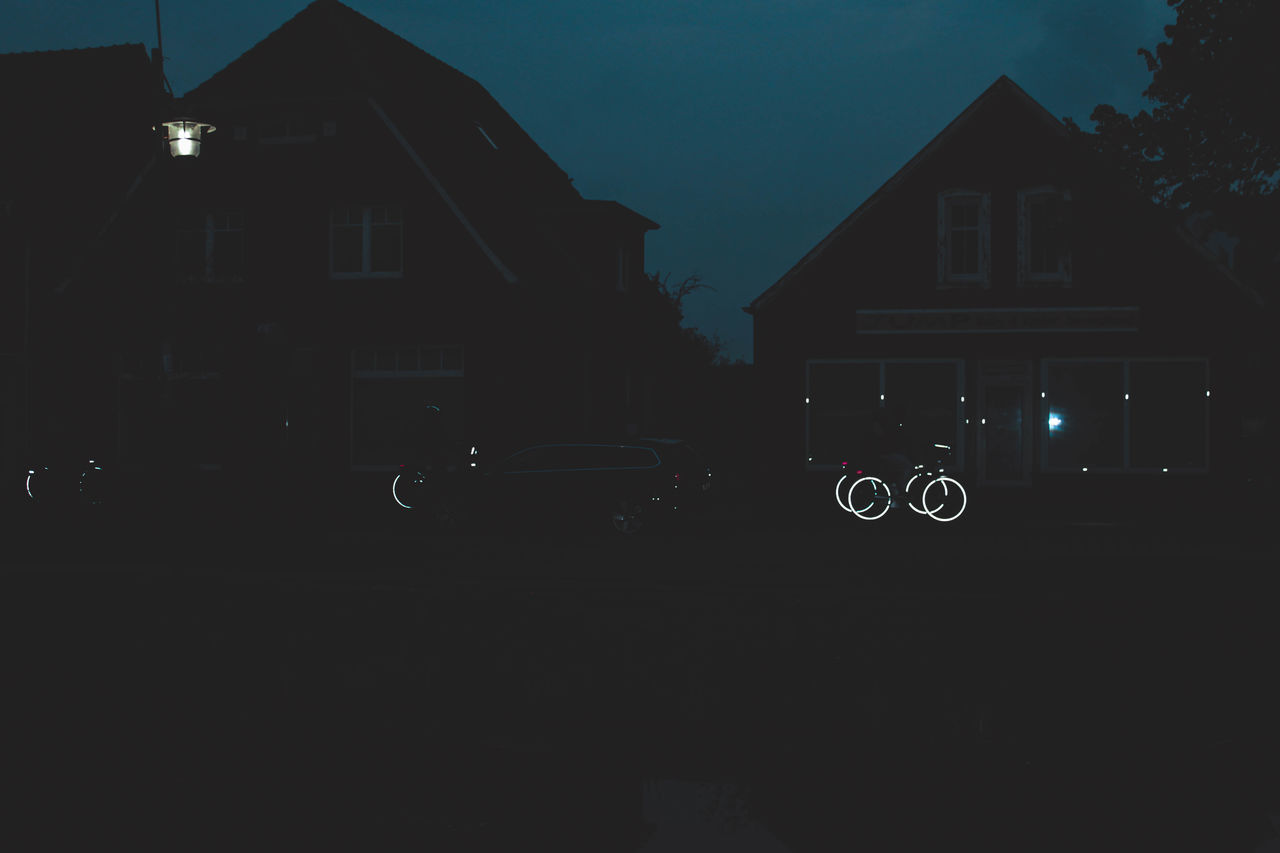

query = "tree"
[1072,0,1280,269]
[634,271,728,369]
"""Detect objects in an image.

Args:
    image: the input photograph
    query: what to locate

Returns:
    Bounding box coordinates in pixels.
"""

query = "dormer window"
[937,189,990,286]
[1019,187,1072,284]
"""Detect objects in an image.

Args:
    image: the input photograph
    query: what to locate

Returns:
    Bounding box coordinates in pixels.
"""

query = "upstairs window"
[1019,187,1072,284]
[175,211,245,282]
[937,190,990,286]
[331,205,403,278]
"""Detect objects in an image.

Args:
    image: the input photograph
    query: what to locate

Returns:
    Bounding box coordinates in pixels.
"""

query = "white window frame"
[1040,357,1210,474]
[351,345,463,379]
[1018,187,1072,286]
[330,204,404,279]
[176,210,245,283]
[937,189,990,287]
[804,357,966,472]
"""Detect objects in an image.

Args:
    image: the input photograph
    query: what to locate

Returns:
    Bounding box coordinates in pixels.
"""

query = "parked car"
[412,438,713,534]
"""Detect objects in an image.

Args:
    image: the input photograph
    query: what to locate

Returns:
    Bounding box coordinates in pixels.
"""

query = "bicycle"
[834,443,967,522]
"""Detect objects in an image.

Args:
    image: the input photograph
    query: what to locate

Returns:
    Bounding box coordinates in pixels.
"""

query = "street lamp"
[159,117,215,158]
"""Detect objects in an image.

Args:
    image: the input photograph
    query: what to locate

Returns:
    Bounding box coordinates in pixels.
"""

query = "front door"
[977,361,1032,486]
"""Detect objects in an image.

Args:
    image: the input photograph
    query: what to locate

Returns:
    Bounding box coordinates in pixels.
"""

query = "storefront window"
[806,362,879,466]
[885,362,960,457]
[1045,361,1124,469]
[1130,361,1208,469]
[807,360,962,468]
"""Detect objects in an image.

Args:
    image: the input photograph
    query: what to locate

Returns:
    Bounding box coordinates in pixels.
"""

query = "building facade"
[48,0,660,509]
[747,76,1273,513]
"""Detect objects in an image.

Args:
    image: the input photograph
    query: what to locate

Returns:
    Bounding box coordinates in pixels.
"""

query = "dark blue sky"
[4,0,1175,362]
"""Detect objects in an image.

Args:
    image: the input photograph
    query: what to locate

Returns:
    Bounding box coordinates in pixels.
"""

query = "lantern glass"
[161,118,215,158]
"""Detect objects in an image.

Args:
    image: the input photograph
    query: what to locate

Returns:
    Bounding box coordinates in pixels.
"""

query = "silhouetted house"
[0,43,158,484]
[57,0,658,500]
[746,76,1270,510]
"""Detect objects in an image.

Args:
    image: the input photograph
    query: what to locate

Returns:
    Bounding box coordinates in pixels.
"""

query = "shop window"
[806,361,880,467]
[1044,361,1125,470]
[1018,188,1072,285]
[806,359,964,469]
[937,190,990,286]
[885,362,961,456]
[351,378,464,468]
[351,346,464,468]
[1044,359,1209,472]
[1129,361,1208,469]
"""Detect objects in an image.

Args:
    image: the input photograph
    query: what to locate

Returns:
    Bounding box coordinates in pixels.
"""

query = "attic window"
[1018,187,1072,285]
[937,189,990,287]
[474,123,498,150]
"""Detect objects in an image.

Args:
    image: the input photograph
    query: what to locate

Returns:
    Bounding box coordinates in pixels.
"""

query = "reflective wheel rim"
[922,476,966,522]
[835,475,854,512]
[392,472,426,509]
[847,476,891,520]
[905,473,930,515]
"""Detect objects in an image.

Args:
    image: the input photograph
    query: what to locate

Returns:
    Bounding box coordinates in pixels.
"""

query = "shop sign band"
[855,307,1139,334]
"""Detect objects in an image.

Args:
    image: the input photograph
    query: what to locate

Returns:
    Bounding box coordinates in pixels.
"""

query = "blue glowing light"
[1048,415,1063,430]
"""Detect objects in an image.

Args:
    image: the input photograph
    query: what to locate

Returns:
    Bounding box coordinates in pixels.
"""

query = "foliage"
[636,271,732,368]
[1071,0,1280,255]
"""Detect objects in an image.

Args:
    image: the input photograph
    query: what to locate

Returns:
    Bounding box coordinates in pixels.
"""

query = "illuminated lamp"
[160,118,215,158]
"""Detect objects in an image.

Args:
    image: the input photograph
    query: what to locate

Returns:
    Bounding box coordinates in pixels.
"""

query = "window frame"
[175,209,246,283]
[1039,357,1210,474]
[1018,186,1072,286]
[804,357,967,472]
[937,189,991,287]
[329,204,404,279]
[349,345,464,472]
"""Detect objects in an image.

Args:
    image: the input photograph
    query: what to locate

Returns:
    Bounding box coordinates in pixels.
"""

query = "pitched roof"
[183,0,579,208]
[745,76,1066,314]
[181,0,653,287]
[0,43,158,229]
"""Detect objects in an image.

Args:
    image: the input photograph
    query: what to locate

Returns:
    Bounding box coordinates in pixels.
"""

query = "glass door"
[977,362,1031,485]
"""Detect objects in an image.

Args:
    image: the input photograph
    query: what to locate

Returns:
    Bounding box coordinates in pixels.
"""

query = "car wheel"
[611,497,645,535]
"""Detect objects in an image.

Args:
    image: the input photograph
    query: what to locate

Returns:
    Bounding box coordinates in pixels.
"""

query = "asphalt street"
[3,494,1277,849]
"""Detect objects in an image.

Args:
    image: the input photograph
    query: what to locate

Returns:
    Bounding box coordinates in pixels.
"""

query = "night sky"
[3,0,1175,363]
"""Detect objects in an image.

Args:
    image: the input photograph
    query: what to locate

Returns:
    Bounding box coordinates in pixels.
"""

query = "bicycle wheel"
[921,475,967,522]
[834,474,855,513]
[904,472,931,515]
[845,476,891,520]
[392,470,429,509]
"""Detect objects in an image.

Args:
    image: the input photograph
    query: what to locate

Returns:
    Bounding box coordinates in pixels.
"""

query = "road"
[3,505,1277,849]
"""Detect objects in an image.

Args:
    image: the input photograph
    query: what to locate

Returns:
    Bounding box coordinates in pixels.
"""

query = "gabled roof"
[746,76,1066,314]
[184,0,579,209]
[0,43,158,239]
[0,43,157,182]
[181,0,653,288]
